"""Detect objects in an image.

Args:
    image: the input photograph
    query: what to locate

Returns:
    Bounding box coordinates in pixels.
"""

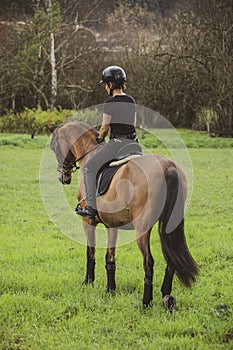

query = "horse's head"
[47,122,99,185]
[47,124,76,185]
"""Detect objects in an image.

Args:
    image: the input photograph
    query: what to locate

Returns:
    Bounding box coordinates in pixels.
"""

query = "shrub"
[0,107,102,134]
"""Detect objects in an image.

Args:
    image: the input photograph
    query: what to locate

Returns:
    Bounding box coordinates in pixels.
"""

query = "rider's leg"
[76,139,131,219]
[75,163,98,219]
[76,144,110,219]
[83,166,97,209]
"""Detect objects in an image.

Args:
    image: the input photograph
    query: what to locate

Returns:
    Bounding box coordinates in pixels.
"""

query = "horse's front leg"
[82,220,96,285]
[106,228,118,292]
[136,229,154,307]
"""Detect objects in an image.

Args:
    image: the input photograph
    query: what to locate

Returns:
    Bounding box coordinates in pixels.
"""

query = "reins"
[68,143,101,173]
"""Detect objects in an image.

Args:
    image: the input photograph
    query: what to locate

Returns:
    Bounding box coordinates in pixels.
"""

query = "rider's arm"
[99,113,111,140]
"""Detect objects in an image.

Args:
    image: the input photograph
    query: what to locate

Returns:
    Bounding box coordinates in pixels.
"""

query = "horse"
[48,121,199,310]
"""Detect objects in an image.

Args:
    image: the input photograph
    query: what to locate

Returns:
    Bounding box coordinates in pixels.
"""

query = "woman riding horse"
[48,67,199,309]
[75,65,141,220]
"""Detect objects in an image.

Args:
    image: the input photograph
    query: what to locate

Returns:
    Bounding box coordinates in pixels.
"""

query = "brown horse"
[48,121,198,310]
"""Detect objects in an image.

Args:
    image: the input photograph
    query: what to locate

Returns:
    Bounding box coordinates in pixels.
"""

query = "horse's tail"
[158,167,199,287]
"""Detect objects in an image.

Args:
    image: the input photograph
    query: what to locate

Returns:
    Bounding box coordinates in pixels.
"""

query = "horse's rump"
[97,154,180,231]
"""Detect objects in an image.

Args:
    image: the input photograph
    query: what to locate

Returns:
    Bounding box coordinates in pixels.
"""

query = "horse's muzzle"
[58,172,71,185]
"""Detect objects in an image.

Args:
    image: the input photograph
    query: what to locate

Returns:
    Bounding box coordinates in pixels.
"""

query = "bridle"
[52,124,101,181]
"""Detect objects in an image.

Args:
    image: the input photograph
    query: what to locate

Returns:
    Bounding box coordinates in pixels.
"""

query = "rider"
[76,65,141,219]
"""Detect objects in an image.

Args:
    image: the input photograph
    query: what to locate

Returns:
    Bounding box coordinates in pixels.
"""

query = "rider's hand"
[96,136,104,144]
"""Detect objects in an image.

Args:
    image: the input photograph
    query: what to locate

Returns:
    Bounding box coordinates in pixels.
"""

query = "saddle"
[96,142,142,196]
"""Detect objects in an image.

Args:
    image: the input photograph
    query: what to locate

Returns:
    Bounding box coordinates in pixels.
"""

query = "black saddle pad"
[96,165,121,196]
[96,149,143,197]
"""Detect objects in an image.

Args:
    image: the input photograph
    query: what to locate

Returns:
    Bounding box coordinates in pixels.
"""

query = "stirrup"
[75,205,97,219]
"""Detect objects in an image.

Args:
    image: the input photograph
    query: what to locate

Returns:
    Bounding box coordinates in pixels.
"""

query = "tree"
[1,0,232,134]
[106,0,233,133]
[0,0,104,112]
[166,0,233,133]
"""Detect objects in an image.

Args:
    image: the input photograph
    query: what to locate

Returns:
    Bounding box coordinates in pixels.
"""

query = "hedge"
[0,107,102,134]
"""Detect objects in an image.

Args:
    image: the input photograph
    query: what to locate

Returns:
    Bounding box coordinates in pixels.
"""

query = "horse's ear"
[46,124,57,133]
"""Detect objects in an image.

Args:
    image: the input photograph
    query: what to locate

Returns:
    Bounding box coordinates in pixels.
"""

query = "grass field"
[0,131,232,349]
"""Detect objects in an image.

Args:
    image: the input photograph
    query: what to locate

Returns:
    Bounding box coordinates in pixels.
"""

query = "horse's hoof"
[82,279,87,285]
[143,301,152,308]
[142,297,153,308]
[82,278,94,287]
[106,285,116,294]
[163,295,176,311]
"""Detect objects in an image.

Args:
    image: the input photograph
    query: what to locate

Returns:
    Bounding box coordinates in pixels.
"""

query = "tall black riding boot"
[75,167,97,219]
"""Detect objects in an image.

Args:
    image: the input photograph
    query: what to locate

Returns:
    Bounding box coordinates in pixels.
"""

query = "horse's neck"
[71,129,97,161]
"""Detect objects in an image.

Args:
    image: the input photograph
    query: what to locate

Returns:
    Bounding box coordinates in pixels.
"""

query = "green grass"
[0,131,232,349]
[139,128,233,149]
[0,129,233,150]
[0,133,48,149]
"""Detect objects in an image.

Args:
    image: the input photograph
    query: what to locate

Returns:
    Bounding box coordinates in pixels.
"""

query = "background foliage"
[0,0,232,135]
[0,108,102,134]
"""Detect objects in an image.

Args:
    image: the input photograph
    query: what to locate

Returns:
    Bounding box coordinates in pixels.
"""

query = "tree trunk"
[50,31,57,111]
[206,122,210,137]
[47,0,57,111]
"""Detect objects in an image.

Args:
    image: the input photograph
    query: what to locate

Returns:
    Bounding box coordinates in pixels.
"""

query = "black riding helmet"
[100,65,127,84]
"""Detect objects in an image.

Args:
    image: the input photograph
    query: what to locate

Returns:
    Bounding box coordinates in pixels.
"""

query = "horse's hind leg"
[136,230,154,307]
[161,265,176,311]
[82,221,96,285]
[106,228,118,292]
